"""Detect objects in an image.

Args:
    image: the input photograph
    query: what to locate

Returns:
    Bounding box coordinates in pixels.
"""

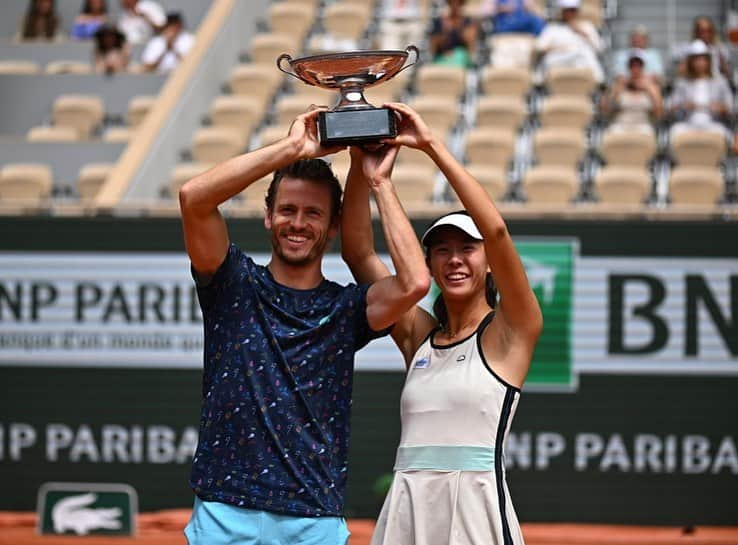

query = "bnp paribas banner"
[1,242,737,523]
[1,242,736,381]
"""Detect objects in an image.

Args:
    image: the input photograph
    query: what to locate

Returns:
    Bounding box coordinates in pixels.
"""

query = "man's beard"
[270,230,328,267]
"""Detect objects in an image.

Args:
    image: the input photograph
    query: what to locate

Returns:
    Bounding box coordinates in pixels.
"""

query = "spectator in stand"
[118,0,165,45]
[612,25,664,84]
[20,0,60,41]
[429,0,479,67]
[93,24,129,74]
[141,12,195,73]
[535,0,603,84]
[675,16,730,80]
[71,0,108,40]
[376,0,426,51]
[482,0,546,37]
[601,49,662,136]
[669,40,733,144]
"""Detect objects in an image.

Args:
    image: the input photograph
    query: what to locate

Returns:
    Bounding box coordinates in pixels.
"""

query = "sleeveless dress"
[371,313,525,545]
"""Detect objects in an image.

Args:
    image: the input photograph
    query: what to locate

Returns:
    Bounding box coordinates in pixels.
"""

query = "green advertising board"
[37,482,137,536]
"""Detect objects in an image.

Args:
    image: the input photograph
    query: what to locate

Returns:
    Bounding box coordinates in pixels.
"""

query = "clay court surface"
[2,511,738,545]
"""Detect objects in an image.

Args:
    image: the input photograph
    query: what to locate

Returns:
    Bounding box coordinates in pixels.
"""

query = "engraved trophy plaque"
[277,46,419,146]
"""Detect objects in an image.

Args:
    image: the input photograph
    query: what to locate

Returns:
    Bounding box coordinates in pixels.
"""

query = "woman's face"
[690,54,710,77]
[37,0,53,14]
[427,227,488,303]
[89,0,105,14]
[694,19,715,44]
[628,58,644,78]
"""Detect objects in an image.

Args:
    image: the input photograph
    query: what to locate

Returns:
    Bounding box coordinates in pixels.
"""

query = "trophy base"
[318,108,396,146]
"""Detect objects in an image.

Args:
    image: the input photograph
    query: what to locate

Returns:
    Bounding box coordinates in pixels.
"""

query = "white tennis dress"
[371,313,525,545]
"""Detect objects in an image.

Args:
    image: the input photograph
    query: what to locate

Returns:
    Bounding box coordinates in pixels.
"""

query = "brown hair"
[22,0,59,39]
[265,159,343,222]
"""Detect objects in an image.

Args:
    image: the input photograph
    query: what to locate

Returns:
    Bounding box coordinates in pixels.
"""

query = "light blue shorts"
[184,497,350,545]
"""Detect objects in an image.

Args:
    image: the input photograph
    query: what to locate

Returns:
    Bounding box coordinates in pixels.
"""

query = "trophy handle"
[276,53,302,81]
[396,45,420,75]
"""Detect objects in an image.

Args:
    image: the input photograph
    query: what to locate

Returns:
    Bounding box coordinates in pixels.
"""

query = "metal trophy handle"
[396,45,420,75]
[276,53,304,83]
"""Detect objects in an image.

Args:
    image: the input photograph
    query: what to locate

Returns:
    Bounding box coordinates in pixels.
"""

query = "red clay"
[1,511,737,545]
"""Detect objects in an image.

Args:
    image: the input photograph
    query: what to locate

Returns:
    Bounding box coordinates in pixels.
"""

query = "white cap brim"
[421,212,483,246]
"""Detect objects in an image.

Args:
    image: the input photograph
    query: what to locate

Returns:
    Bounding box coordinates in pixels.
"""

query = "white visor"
[421,212,483,246]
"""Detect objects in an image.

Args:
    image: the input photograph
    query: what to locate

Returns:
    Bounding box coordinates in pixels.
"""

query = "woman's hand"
[382,103,436,152]
[350,144,400,188]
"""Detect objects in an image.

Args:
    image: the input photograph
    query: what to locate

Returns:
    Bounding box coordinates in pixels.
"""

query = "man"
[612,24,664,84]
[141,12,194,73]
[117,0,165,45]
[178,108,430,545]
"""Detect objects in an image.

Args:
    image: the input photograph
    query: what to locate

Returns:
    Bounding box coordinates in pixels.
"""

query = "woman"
[20,0,60,41]
[535,0,604,84]
[669,39,733,144]
[429,0,479,67]
[71,0,108,40]
[93,25,129,74]
[602,49,662,135]
[676,16,730,80]
[341,103,543,545]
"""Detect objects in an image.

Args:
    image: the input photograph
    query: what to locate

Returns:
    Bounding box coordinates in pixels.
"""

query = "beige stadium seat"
[77,163,114,201]
[488,33,536,68]
[229,64,283,110]
[600,130,656,168]
[545,66,597,96]
[256,125,291,149]
[594,166,651,204]
[464,128,516,169]
[475,96,526,131]
[539,95,592,130]
[241,175,272,203]
[408,96,459,135]
[192,127,245,163]
[46,60,92,74]
[209,95,263,141]
[480,66,531,98]
[522,166,578,204]
[26,125,79,142]
[580,1,603,28]
[249,33,299,65]
[464,164,508,201]
[533,128,585,167]
[52,94,105,139]
[0,163,53,202]
[671,130,726,167]
[0,60,41,74]
[323,3,370,42]
[669,167,723,205]
[291,84,336,107]
[391,164,436,203]
[169,163,215,198]
[127,95,156,128]
[275,95,313,126]
[103,127,134,142]
[268,2,315,42]
[364,71,410,105]
[415,64,466,99]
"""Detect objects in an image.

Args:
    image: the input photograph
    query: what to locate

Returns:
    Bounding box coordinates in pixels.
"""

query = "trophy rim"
[284,48,411,64]
[281,49,413,91]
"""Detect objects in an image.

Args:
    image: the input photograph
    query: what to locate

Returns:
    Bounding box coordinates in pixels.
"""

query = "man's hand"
[287,107,345,160]
[382,103,436,152]
[349,144,399,187]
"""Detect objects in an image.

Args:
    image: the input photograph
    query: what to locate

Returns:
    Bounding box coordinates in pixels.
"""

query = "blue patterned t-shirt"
[189,244,387,517]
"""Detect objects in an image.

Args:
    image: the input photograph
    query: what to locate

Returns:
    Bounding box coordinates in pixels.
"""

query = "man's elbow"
[178,178,203,213]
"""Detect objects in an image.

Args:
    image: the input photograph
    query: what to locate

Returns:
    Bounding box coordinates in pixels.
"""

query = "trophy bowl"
[277,46,419,146]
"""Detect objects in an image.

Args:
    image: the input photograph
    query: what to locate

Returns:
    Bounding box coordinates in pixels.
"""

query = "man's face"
[631,33,648,49]
[265,177,338,268]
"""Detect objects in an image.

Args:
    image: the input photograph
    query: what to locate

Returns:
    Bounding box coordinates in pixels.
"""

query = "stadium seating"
[0,163,53,203]
[669,167,723,205]
[77,163,114,201]
[594,166,652,204]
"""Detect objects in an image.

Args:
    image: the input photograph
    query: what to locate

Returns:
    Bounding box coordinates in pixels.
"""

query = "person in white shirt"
[535,0,603,83]
[117,0,165,45]
[376,0,426,51]
[141,12,195,73]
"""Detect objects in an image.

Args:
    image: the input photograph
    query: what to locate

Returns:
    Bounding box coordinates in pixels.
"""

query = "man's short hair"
[265,159,343,221]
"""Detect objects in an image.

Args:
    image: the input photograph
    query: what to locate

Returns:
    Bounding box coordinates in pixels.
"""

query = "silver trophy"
[277,46,419,146]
